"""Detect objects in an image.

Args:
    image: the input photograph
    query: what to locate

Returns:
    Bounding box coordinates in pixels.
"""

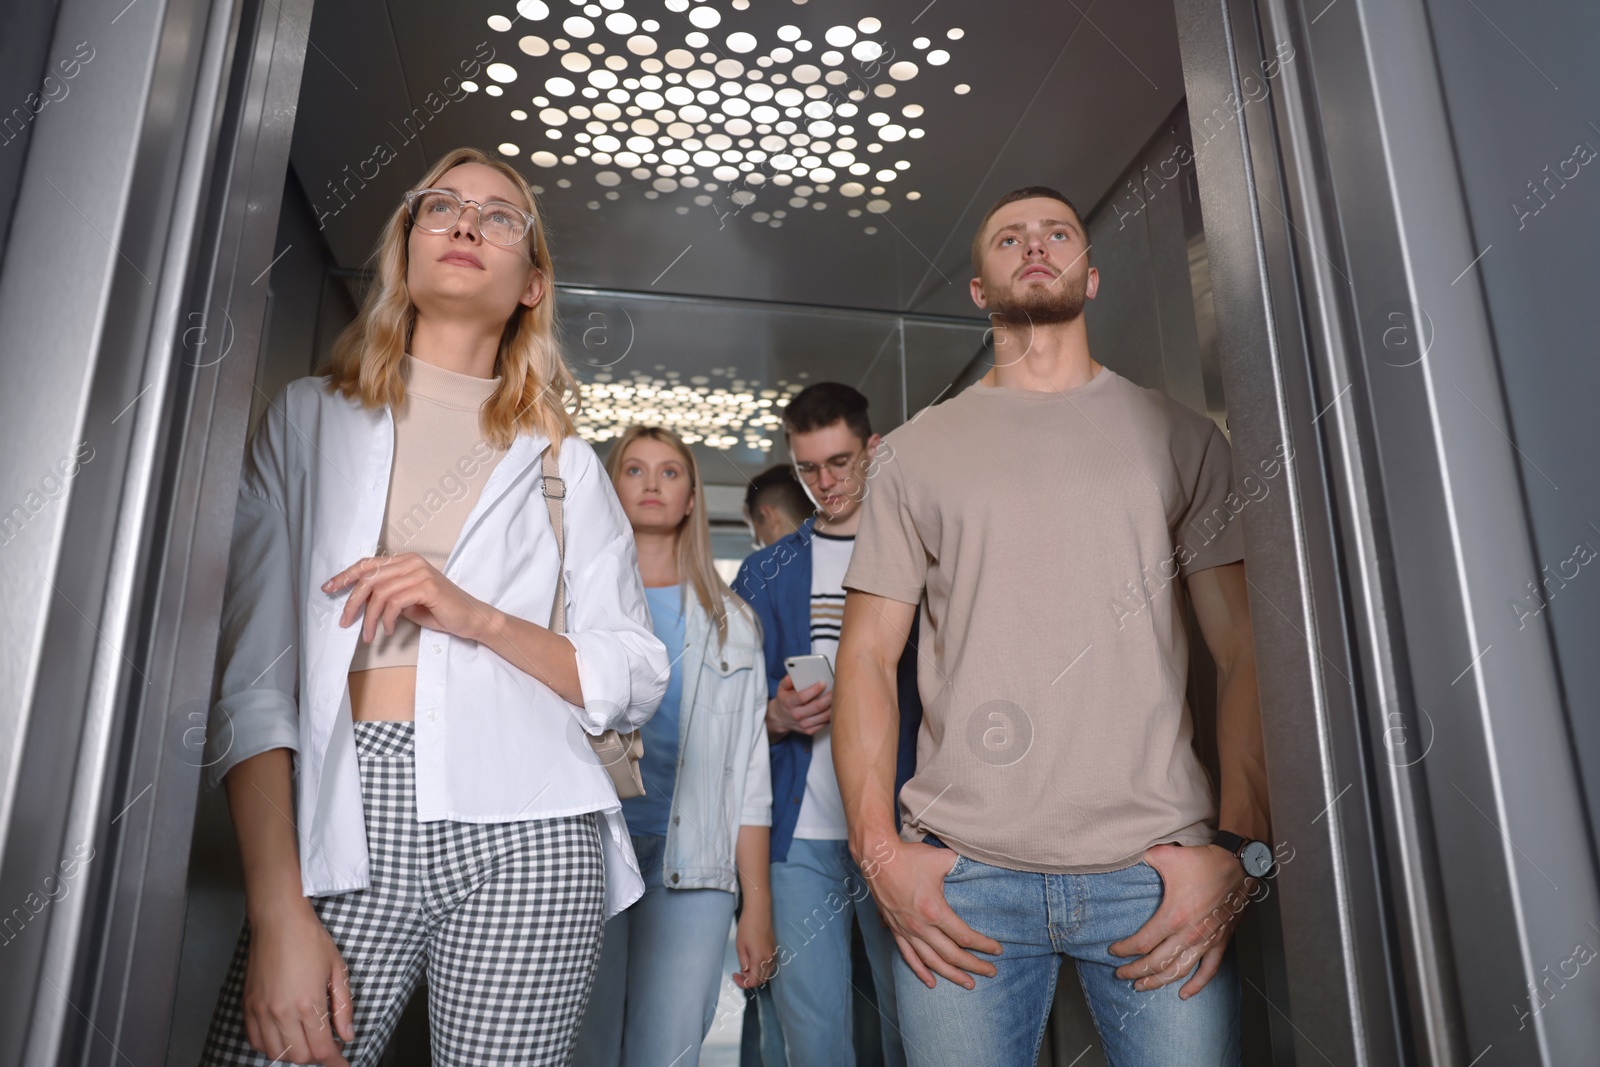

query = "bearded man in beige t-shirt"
[832,187,1275,1067]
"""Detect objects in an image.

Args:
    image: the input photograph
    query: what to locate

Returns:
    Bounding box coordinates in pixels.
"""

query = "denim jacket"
[657,592,773,892]
[203,376,670,919]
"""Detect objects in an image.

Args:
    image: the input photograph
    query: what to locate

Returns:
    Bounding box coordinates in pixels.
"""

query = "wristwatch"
[1212,830,1275,878]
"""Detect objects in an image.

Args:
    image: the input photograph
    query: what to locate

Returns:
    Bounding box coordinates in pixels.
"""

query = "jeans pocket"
[943,855,970,881]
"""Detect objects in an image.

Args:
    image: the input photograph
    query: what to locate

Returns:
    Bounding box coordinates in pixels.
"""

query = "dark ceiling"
[290,0,1185,319]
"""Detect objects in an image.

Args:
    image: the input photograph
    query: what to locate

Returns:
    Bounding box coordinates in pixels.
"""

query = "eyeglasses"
[793,453,861,481]
[404,188,536,248]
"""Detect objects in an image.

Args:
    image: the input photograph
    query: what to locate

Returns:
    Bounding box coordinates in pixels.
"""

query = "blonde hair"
[319,147,579,453]
[605,425,748,650]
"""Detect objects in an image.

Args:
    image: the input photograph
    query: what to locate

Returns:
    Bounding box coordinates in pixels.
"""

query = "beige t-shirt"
[842,366,1244,874]
[348,354,509,671]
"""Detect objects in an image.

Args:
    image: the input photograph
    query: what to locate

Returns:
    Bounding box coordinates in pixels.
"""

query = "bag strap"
[541,449,567,634]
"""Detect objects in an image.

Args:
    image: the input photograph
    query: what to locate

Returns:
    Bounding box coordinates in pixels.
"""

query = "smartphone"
[784,653,835,695]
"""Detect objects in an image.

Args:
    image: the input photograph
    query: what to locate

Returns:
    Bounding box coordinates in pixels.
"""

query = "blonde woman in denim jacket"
[572,425,777,1067]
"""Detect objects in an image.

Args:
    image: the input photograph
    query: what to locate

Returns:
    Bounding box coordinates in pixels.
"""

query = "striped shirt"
[793,529,854,839]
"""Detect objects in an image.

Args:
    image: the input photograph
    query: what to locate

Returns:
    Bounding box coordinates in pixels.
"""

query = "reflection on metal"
[328,268,988,456]
[556,285,985,456]
[1179,117,1228,427]
[1182,0,1600,1064]
[1175,0,1372,1063]
[327,267,990,326]
[0,0,314,1063]
[556,280,989,326]
[580,371,794,450]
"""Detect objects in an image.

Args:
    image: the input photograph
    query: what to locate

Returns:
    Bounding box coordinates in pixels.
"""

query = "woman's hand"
[241,901,354,1066]
[733,903,779,990]
[322,553,492,643]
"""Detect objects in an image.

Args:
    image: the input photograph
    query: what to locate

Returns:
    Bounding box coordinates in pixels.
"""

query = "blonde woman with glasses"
[197,147,669,1066]
[571,425,777,1067]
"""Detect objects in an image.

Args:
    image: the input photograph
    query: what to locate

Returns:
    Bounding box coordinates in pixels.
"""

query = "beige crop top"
[347,353,510,672]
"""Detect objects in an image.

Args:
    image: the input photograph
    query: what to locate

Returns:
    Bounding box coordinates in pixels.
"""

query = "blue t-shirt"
[620,584,686,838]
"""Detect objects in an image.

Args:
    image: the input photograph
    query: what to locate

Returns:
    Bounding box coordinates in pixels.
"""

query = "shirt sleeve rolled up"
[557,447,670,735]
[204,393,301,788]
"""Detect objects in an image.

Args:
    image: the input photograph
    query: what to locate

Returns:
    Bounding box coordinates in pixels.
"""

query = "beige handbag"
[541,449,646,799]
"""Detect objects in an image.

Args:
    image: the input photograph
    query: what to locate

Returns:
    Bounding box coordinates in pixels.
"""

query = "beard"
[984,269,1088,327]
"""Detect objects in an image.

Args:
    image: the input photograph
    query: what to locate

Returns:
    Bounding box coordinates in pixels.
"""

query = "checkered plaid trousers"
[200,721,607,1065]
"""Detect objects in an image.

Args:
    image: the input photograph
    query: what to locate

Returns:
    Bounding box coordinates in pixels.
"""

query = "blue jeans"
[894,853,1240,1067]
[572,834,737,1067]
[740,940,789,1066]
[768,839,906,1067]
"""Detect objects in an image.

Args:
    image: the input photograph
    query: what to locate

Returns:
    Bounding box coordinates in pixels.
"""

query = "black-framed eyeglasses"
[404,188,536,248]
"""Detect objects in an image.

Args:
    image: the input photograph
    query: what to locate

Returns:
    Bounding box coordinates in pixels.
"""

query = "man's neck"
[983,316,1100,393]
[813,509,861,538]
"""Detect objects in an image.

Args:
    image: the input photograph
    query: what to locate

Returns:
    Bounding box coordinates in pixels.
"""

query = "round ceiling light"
[510,3,960,231]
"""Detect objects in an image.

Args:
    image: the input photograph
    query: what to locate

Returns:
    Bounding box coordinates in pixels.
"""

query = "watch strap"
[1212,829,1247,856]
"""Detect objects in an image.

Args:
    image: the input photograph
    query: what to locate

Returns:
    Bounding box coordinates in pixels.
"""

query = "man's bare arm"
[1188,561,1271,842]
[834,590,1002,989]
[1107,560,1270,998]
[833,590,914,853]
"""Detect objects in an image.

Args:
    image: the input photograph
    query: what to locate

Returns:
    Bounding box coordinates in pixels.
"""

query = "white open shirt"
[204,376,669,918]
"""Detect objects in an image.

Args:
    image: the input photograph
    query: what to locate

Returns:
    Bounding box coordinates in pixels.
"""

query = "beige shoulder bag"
[541,449,646,799]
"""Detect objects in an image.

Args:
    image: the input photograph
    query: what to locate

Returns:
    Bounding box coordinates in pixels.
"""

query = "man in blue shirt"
[733,383,922,1067]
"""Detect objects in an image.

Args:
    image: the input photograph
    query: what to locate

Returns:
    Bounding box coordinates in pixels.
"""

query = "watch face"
[1241,840,1275,878]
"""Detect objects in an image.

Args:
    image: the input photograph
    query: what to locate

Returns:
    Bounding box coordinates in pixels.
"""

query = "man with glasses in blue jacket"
[733,382,921,1067]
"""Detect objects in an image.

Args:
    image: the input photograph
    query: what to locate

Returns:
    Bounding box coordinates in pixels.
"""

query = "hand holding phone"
[784,653,834,695]
[769,654,835,738]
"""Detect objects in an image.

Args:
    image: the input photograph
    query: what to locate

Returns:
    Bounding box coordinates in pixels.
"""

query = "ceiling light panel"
[482,0,961,233]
